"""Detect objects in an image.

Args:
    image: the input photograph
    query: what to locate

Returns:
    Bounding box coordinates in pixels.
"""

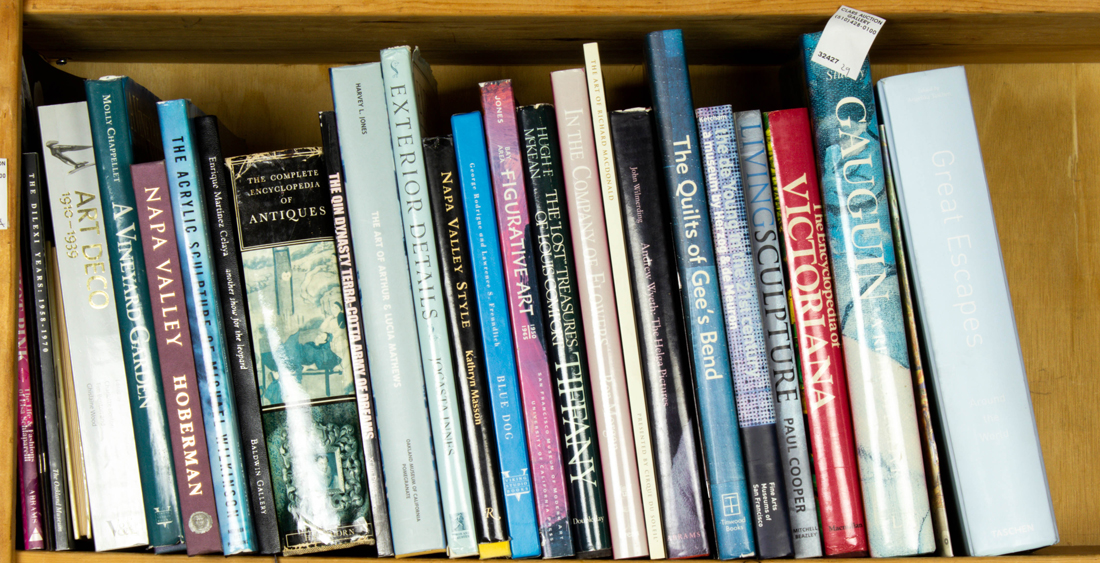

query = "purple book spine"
[18,275,46,550]
[479,80,575,559]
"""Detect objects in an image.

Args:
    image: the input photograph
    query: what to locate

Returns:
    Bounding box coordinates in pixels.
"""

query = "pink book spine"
[18,273,47,550]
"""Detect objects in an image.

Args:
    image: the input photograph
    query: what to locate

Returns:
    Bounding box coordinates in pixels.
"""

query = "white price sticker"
[811,6,885,80]
[0,159,7,230]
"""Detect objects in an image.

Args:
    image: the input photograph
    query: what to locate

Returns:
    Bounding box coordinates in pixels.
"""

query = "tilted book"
[800,31,934,557]
[645,29,754,560]
[381,46,478,558]
[330,63,445,558]
[424,135,510,556]
[17,273,46,550]
[452,111,541,559]
[158,98,257,555]
[479,80,574,559]
[765,108,868,556]
[734,109,821,558]
[697,105,793,559]
[227,147,375,554]
[517,104,612,559]
[132,160,223,555]
[610,108,711,560]
[878,66,1058,556]
[40,101,148,552]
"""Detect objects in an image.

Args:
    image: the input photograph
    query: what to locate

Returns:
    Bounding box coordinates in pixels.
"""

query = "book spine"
[734,110,821,558]
[18,274,47,550]
[40,101,149,552]
[158,99,257,555]
[85,78,183,548]
[800,32,934,557]
[318,110,394,557]
[22,151,74,550]
[381,47,478,558]
[644,30,755,560]
[192,114,283,555]
[581,45,665,560]
[452,111,541,559]
[516,104,612,559]
[131,160,223,556]
[424,135,511,552]
[610,109,711,560]
[479,80,574,559]
[330,63,446,557]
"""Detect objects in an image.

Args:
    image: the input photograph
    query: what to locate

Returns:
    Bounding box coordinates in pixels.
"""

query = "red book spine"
[767,109,869,556]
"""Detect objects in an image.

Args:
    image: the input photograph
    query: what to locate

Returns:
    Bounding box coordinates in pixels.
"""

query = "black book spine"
[610,109,711,559]
[21,151,72,551]
[319,111,393,557]
[192,115,280,555]
[516,105,612,558]
[423,135,509,549]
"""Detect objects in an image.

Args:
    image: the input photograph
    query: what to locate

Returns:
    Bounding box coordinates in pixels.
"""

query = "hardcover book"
[610,108,711,560]
[452,111,541,559]
[132,160,223,556]
[697,105,793,560]
[878,66,1058,556]
[765,107,868,556]
[227,147,375,554]
[479,80,574,559]
[645,29,754,560]
[801,31,934,557]
[517,103,612,559]
[17,274,46,550]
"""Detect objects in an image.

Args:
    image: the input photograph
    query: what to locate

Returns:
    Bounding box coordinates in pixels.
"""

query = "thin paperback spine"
[644,30,755,559]
[610,109,711,560]
[424,135,511,554]
[158,99,256,555]
[18,273,46,550]
[800,32,934,557]
[452,111,540,559]
[517,104,612,559]
[766,108,868,556]
[733,109,821,558]
[479,80,574,559]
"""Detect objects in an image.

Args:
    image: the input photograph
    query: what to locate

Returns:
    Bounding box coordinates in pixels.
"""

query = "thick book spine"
[424,135,511,554]
[22,151,74,550]
[17,274,47,550]
[452,111,541,559]
[227,147,375,555]
[330,63,446,558]
[516,104,612,559]
[132,160,223,556]
[801,32,934,557]
[645,30,755,560]
[479,80,574,559]
[765,108,869,556]
[85,78,183,548]
[610,109,711,560]
[318,110,394,557]
[381,47,478,558]
[158,99,257,555]
[878,66,1057,556]
[40,101,149,552]
[697,105,793,559]
[192,114,283,555]
[733,110,821,558]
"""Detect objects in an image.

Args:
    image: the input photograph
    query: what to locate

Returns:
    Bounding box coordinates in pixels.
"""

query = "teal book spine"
[800,32,935,558]
[380,46,478,558]
[84,77,183,549]
[157,99,257,555]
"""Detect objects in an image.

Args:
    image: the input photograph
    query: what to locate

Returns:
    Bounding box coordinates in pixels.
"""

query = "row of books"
[14,28,1058,560]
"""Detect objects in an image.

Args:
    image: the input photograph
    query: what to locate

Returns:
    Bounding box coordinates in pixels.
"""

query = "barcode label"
[811,6,885,80]
[0,159,8,229]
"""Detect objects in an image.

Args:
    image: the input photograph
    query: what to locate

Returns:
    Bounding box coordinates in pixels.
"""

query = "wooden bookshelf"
[6,1,1100,561]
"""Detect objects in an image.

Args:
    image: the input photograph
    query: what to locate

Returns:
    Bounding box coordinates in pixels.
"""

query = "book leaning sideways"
[39,101,149,551]
[877,66,1058,557]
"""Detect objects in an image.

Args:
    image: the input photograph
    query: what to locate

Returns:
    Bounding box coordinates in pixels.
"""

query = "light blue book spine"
[877,66,1058,557]
[800,32,935,558]
[380,46,478,558]
[452,111,540,559]
[330,63,446,558]
[157,99,256,555]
